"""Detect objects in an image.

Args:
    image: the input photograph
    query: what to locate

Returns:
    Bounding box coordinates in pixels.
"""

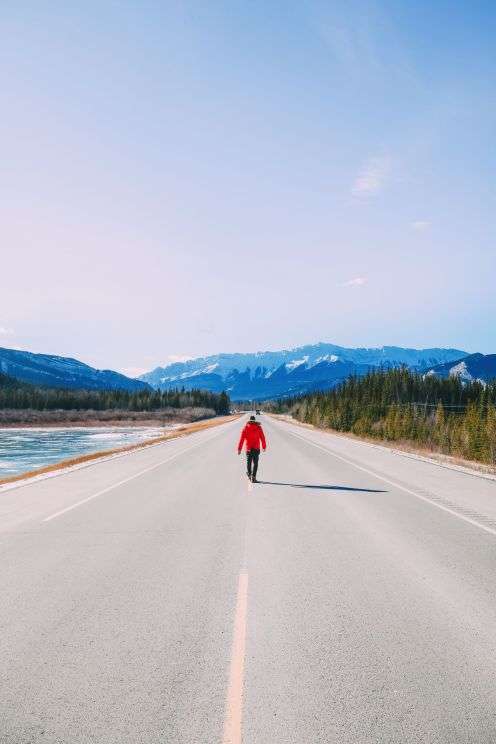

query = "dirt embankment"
[0,407,216,428]
[0,414,241,487]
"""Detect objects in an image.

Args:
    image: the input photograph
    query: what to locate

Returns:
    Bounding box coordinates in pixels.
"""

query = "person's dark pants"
[246,448,260,480]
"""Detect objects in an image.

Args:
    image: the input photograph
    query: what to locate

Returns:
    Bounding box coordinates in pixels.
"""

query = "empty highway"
[1,414,496,743]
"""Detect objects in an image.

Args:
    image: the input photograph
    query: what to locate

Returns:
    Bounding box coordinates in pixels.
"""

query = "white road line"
[284,427,496,539]
[43,430,223,523]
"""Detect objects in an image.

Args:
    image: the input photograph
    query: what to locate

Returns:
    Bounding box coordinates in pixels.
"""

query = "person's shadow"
[257,481,386,493]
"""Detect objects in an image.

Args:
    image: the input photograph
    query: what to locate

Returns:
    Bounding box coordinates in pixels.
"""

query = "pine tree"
[486,406,496,464]
[433,402,448,452]
[218,391,230,416]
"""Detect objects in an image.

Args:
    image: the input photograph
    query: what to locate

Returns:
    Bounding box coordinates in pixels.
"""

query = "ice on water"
[0,427,167,476]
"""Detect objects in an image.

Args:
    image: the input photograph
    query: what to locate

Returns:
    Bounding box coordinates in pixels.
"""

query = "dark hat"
[249,415,256,421]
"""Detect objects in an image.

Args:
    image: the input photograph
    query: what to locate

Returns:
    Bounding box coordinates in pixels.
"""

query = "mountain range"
[139,343,470,400]
[426,353,496,385]
[0,347,149,391]
[3,344,495,399]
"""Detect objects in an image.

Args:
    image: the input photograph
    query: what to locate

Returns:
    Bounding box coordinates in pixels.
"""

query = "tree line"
[267,368,496,465]
[0,373,231,416]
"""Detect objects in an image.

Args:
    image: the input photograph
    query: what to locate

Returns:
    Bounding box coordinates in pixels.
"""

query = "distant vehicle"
[256,409,261,415]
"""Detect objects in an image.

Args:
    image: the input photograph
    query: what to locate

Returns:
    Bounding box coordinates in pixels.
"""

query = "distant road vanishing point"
[2,415,496,743]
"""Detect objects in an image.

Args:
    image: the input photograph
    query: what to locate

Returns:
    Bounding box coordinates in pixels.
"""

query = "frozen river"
[0,426,169,478]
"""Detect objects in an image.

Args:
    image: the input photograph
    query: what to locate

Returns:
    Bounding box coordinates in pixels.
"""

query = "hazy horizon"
[2,1,495,375]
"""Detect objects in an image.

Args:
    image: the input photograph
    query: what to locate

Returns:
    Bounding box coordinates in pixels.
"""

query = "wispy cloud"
[411,220,431,231]
[0,326,15,336]
[341,276,368,288]
[352,156,391,197]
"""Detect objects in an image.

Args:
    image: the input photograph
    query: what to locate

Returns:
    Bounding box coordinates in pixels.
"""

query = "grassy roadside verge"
[269,413,496,479]
[0,414,240,487]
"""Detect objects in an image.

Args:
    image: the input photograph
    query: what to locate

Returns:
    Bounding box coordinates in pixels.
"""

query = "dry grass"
[0,414,240,487]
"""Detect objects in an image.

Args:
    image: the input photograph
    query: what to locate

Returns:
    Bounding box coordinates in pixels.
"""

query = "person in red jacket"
[237,415,267,482]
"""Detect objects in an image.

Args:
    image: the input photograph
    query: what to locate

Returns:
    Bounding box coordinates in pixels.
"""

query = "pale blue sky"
[1,1,495,375]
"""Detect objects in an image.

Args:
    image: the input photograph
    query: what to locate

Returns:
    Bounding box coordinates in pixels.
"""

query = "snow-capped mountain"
[0,347,150,391]
[140,343,467,400]
[426,353,496,384]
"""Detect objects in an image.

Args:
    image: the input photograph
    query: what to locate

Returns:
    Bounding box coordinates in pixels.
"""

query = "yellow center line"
[223,571,249,744]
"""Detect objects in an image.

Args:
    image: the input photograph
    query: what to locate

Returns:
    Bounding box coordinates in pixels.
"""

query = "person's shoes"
[247,472,251,480]
[251,477,258,483]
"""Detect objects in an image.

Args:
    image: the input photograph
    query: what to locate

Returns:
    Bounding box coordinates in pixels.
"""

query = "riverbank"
[0,415,239,488]
[0,406,216,427]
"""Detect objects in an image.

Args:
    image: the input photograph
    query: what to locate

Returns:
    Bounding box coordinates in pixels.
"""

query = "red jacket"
[238,421,267,453]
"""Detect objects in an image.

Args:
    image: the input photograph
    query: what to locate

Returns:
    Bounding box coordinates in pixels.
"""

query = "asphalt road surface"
[2,414,496,743]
